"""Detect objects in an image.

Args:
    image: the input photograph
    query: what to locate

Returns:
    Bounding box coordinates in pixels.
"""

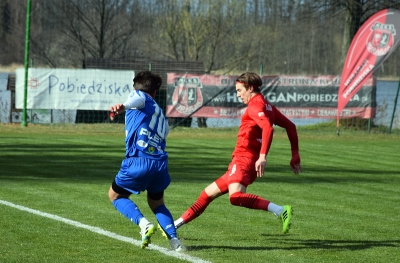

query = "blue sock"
[112,198,143,225]
[154,204,177,239]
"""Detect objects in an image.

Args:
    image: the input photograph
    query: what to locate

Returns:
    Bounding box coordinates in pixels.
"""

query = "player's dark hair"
[133,71,162,95]
[236,72,262,93]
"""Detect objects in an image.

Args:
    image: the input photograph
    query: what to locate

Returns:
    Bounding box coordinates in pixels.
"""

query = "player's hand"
[110,103,125,115]
[255,155,266,177]
[290,163,302,174]
[290,152,302,175]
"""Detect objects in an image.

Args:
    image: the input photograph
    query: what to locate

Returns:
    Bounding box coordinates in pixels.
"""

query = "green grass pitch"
[0,124,399,263]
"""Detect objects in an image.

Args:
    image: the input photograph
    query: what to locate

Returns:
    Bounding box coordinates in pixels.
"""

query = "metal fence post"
[389,79,400,134]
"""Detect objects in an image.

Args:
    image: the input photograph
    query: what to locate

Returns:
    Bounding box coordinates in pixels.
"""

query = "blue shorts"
[114,157,171,194]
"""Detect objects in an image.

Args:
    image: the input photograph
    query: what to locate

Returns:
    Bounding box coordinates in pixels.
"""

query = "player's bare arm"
[110,103,125,115]
[273,107,302,175]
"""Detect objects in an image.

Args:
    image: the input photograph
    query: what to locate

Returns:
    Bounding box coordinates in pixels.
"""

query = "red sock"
[181,191,212,224]
[230,192,270,211]
[252,195,270,211]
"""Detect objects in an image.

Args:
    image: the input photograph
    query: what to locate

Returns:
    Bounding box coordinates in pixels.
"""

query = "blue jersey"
[123,90,169,160]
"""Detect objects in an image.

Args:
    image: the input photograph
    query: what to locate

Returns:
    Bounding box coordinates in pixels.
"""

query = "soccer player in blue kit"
[108,71,185,251]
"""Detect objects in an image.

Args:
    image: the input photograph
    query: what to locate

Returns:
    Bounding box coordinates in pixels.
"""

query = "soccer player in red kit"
[171,72,302,235]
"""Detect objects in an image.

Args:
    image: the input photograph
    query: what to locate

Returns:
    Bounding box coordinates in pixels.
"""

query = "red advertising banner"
[338,9,400,124]
[166,73,376,119]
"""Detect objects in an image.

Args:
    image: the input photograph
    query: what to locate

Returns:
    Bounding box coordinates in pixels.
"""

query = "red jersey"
[232,93,298,160]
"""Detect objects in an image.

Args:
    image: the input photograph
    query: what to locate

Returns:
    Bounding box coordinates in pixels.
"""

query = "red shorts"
[216,156,257,192]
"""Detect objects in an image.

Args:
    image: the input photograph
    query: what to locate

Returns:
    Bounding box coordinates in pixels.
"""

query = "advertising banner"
[16,68,134,110]
[166,73,376,119]
[338,9,400,122]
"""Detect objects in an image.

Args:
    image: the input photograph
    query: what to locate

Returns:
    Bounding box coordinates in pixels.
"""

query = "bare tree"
[0,0,9,42]
[1,0,25,65]
[312,0,400,72]
[2,0,400,77]
[145,0,252,73]
[144,0,248,127]
[30,0,149,67]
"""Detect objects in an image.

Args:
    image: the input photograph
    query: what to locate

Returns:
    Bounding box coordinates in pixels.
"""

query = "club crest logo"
[172,76,203,115]
[147,146,155,154]
[367,22,396,56]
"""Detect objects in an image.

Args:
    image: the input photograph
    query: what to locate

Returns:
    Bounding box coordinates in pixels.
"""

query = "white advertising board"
[16,68,134,110]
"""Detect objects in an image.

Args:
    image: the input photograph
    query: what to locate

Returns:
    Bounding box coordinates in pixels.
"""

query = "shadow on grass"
[186,236,400,251]
[1,142,399,185]
[0,143,122,182]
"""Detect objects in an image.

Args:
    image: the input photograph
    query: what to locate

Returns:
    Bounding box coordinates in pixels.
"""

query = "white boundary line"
[0,200,212,263]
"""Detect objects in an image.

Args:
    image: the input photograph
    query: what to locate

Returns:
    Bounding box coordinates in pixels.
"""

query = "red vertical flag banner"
[337,9,400,126]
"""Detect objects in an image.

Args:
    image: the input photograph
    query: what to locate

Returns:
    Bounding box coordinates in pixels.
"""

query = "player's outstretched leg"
[280,205,293,234]
[174,190,213,229]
